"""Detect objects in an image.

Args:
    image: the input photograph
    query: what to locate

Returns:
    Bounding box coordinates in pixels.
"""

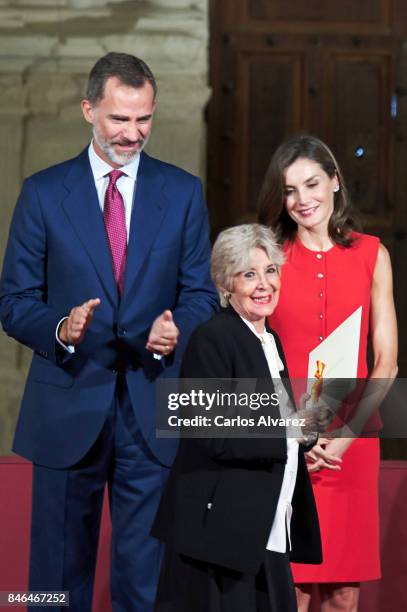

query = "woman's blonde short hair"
[211,224,284,307]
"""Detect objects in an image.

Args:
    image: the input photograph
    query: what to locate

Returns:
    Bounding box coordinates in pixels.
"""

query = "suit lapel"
[61,149,118,306]
[120,152,169,309]
[224,307,273,379]
[266,320,294,402]
[225,307,294,399]
[225,309,288,448]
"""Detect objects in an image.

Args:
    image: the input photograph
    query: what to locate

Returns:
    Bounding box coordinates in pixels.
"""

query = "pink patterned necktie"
[103,169,127,294]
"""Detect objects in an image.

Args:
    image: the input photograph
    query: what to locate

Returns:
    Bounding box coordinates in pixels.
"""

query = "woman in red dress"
[258,135,398,611]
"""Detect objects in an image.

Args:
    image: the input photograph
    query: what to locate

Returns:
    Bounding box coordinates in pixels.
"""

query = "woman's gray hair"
[211,224,284,307]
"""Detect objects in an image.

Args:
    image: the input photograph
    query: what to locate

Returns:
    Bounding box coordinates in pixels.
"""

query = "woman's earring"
[223,292,231,301]
[333,186,340,193]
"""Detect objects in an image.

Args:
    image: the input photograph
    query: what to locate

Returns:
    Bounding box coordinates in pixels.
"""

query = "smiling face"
[228,247,281,333]
[81,76,156,168]
[283,157,339,233]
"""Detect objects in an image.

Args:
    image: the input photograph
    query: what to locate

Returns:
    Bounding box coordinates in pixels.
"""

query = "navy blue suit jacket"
[0,148,218,469]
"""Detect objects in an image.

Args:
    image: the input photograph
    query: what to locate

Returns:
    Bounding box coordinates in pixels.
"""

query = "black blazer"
[152,307,322,574]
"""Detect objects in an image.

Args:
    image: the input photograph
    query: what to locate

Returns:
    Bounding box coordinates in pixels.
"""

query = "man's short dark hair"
[86,52,157,104]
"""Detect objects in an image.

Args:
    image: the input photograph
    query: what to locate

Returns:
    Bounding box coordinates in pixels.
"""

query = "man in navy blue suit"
[0,52,218,611]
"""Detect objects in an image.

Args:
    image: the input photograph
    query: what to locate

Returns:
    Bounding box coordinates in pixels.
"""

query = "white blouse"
[240,317,299,553]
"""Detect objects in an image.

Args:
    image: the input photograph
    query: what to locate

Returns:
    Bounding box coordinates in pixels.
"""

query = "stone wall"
[0,0,210,454]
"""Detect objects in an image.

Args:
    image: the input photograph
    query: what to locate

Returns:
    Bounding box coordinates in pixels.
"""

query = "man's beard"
[92,125,149,166]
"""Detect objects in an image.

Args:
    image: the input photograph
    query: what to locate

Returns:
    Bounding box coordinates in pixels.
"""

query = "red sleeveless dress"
[269,233,381,582]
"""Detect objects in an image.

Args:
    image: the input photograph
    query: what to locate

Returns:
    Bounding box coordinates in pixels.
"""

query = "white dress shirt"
[240,317,299,553]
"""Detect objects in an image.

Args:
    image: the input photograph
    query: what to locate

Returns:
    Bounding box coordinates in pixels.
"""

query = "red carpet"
[0,457,406,612]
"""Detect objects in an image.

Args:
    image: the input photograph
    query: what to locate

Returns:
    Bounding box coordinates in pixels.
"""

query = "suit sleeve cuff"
[56,317,75,354]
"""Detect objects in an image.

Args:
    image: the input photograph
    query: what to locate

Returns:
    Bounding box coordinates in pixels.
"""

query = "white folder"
[306,306,362,411]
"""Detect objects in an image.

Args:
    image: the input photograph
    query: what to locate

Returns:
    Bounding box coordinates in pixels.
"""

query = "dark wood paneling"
[244,53,303,214]
[240,0,392,34]
[392,40,407,377]
[249,0,386,24]
[325,54,393,222]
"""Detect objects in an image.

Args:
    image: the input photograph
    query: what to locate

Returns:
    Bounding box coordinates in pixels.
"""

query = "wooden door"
[207,0,407,453]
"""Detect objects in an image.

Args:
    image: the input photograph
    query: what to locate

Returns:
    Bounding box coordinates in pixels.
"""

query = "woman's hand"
[305,437,344,473]
[323,437,353,460]
[297,393,335,435]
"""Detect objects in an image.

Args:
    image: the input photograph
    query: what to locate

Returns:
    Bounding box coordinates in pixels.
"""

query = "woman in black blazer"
[152,224,322,612]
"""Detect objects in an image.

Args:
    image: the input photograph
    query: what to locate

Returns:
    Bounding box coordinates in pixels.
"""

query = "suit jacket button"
[207,502,212,510]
